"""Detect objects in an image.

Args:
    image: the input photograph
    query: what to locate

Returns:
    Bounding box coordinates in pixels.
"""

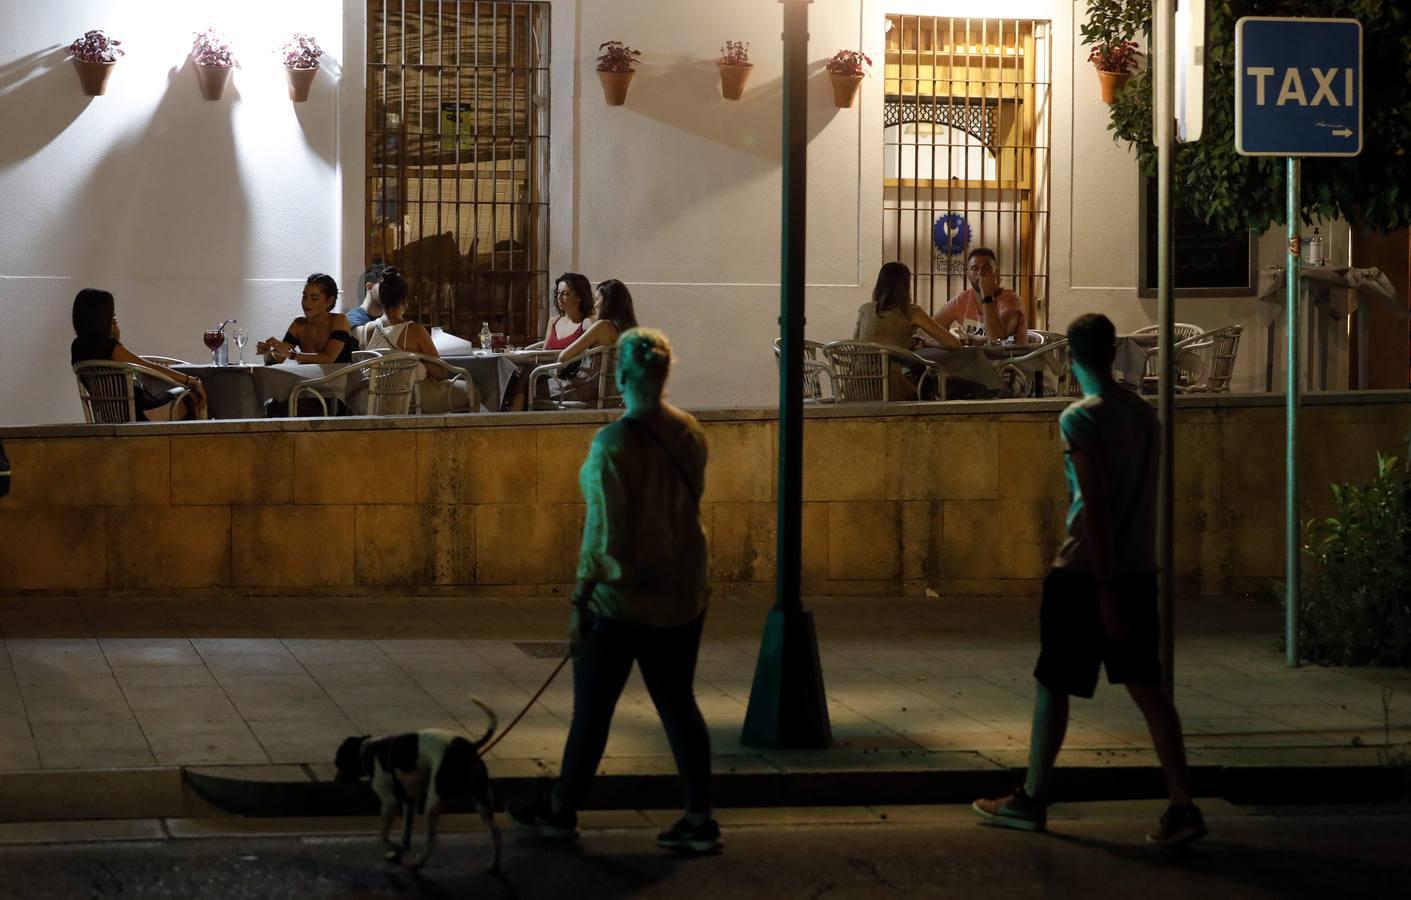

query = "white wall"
[0,0,344,425]
[0,0,1331,424]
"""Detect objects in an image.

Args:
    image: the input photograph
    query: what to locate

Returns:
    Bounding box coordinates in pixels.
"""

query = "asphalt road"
[1,803,1407,899]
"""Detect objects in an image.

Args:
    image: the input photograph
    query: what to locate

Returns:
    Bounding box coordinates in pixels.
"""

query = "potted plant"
[596,41,641,106]
[1089,39,1141,103]
[717,40,752,101]
[191,27,236,101]
[826,49,870,108]
[68,30,123,96]
[278,33,323,102]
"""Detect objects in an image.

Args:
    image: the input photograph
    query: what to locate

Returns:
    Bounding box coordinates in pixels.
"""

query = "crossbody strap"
[619,417,700,513]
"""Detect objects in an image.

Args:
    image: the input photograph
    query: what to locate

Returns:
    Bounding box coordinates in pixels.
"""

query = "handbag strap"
[619,417,700,512]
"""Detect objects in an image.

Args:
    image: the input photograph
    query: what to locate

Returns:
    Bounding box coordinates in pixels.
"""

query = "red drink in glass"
[203,329,225,365]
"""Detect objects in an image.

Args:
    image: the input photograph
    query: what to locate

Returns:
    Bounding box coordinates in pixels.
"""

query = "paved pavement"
[1,593,1409,820]
[1,801,1409,898]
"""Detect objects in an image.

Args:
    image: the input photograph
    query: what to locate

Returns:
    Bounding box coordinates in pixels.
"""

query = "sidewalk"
[2,594,1409,821]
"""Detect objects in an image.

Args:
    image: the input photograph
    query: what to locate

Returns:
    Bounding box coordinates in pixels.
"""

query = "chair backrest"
[822,341,891,402]
[1132,322,1203,341]
[365,353,422,416]
[1025,331,1047,345]
[73,361,141,423]
[1192,324,1243,393]
[140,355,193,366]
[592,345,624,409]
[772,338,833,402]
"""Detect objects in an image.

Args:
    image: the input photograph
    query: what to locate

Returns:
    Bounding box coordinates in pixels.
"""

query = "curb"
[1,756,1402,824]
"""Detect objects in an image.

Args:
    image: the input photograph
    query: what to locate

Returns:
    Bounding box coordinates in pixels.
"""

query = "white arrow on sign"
[1315,121,1356,138]
[1332,128,1353,137]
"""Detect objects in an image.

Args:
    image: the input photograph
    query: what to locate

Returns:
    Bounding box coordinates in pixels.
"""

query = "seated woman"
[552,279,639,406]
[70,288,207,421]
[503,272,596,411]
[356,268,479,413]
[854,261,961,400]
[256,274,355,415]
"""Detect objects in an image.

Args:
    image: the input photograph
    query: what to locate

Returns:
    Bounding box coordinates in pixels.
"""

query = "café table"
[440,351,527,412]
[173,363,360,418]
[916,342,1065,396]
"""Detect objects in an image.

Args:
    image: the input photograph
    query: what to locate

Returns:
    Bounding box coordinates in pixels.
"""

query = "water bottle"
[1307,228,1325,267]
[480,322,492,350]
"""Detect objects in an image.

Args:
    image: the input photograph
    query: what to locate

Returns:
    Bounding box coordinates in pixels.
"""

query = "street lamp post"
[741,0,831,750]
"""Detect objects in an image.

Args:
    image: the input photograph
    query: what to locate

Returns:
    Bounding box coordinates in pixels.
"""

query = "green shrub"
[1285,453,1411,666]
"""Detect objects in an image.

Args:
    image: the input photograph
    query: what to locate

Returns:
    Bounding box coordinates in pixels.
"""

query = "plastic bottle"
[480,322,492,350]
[1308,228,1325,267]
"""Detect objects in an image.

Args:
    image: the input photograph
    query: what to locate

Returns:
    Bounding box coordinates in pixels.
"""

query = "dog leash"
[479,652,571,757]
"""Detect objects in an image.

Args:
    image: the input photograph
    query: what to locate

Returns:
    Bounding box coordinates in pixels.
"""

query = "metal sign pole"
[1286,156,1301,668]
[1156,0,1176,698]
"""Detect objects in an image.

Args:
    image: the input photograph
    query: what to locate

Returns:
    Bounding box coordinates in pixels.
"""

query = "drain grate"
[515,641,570,659]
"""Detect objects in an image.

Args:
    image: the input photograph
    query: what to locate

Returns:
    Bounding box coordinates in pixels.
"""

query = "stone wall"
[2,395,1408,597]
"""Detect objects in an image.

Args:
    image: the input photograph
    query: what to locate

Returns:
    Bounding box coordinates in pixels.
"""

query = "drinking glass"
[202,328,226,365]
[234,328,249,365]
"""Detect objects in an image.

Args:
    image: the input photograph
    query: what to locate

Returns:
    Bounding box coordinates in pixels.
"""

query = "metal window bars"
[883,15,1052,329]
[367,1,550,344]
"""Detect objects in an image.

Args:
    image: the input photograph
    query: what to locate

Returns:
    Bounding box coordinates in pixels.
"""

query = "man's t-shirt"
[1052,386,1160,575]
[937,286,1028,343]
[345,307,372,329]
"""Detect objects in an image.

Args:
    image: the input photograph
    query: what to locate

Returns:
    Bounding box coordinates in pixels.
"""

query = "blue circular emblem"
[933,214,970,256]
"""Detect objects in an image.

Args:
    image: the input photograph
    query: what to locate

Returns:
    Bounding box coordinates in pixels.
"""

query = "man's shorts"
[1033,567,1161,699]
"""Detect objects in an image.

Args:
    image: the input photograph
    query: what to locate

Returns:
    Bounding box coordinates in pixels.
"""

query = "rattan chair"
[822,341,946,402]
[1181,325,1243,393]
[1132,323,1203,341]
[403,352,479,413]
[1139,333,1210,395]
[772,338,835,402]
[995,339,1074,398]
[73,360,192,424]
[140,355,194,366]
[351,349,387,362]
[527,345,624,410]
[288,352,422,416]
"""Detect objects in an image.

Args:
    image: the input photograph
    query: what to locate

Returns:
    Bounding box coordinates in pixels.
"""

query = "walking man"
[973,313,1206,846]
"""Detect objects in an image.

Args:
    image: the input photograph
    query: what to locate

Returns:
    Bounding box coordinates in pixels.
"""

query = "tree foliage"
[1084,0,1411,234]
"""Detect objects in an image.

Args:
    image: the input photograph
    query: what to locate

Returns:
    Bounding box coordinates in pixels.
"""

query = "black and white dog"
[335,699,502,872]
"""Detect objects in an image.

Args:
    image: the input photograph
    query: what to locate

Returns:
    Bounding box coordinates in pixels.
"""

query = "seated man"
[345,263,387,330]
[932,247,1029,345]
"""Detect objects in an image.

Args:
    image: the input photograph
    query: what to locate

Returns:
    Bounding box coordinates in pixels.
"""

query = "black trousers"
[552,613,712,815]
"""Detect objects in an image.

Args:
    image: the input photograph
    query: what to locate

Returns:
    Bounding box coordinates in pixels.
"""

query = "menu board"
[1139,174,1258,297]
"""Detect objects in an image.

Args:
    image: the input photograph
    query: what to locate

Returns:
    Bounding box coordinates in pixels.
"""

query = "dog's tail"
[468,696,498,749]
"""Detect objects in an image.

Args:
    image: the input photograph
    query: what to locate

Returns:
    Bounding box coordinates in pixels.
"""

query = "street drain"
[515,641,570,659]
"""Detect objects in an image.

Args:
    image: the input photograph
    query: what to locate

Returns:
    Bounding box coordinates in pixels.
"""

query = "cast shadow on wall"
[292,53,341,168]
[0,47,90,168]
[43,58,250,315]
[624,57,842,163]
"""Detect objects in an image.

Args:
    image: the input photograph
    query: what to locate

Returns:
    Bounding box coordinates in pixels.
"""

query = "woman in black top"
[256,273,356,365]
[71,289,207,421]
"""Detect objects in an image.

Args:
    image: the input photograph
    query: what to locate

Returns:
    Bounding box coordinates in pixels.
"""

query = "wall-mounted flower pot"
[1096,69,1132,104]
[718,63,752,101]
[195,63,232,101]
[285,66,317,102]
[597,70,634,106]
[72,59,116,96]
[829,72,863,108]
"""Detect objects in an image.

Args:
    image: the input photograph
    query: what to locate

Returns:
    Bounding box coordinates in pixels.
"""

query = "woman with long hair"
[70,288,206,421]
[257,273,356,365]
[357,268,478,412]
[854,261,960,399]
[552,279,640,405]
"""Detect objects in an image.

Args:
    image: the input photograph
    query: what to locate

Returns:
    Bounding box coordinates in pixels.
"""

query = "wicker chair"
[288,352,422,416]
[1181,325,1243,393]
[822,341,946,402]
[527,345,624,410]
[403,352,479,413]
[1132,322,1203,341]
[140,355,193,366]
[995,339,1074,398]
[73,360,192,424]
[1139,333,1210,395]
[772,338,835,402]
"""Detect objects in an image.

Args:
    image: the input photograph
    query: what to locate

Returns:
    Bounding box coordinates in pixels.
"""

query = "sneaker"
[507,794,579,841]
[1146,803,1207,847]
[657,817,723,853]
[972,788,1047,833]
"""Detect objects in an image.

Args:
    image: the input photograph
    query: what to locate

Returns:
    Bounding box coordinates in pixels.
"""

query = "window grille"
[883,15,1052,327]
[367,1,550,342]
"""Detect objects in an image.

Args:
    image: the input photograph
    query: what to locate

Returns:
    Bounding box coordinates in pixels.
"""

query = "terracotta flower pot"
[195,63,232,101]
[1096,69,1132,104]
[829,71,864,108]
[285,66,317,102]
[718,63,752,101]
[597,69,634,106]
[73,58,116,96]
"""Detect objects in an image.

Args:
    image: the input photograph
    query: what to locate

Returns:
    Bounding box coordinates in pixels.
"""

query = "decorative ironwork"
[885,94,997,147]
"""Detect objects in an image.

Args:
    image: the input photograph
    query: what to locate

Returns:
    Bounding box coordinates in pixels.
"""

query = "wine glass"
[234,327,249,366]
[202,327,226,365]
